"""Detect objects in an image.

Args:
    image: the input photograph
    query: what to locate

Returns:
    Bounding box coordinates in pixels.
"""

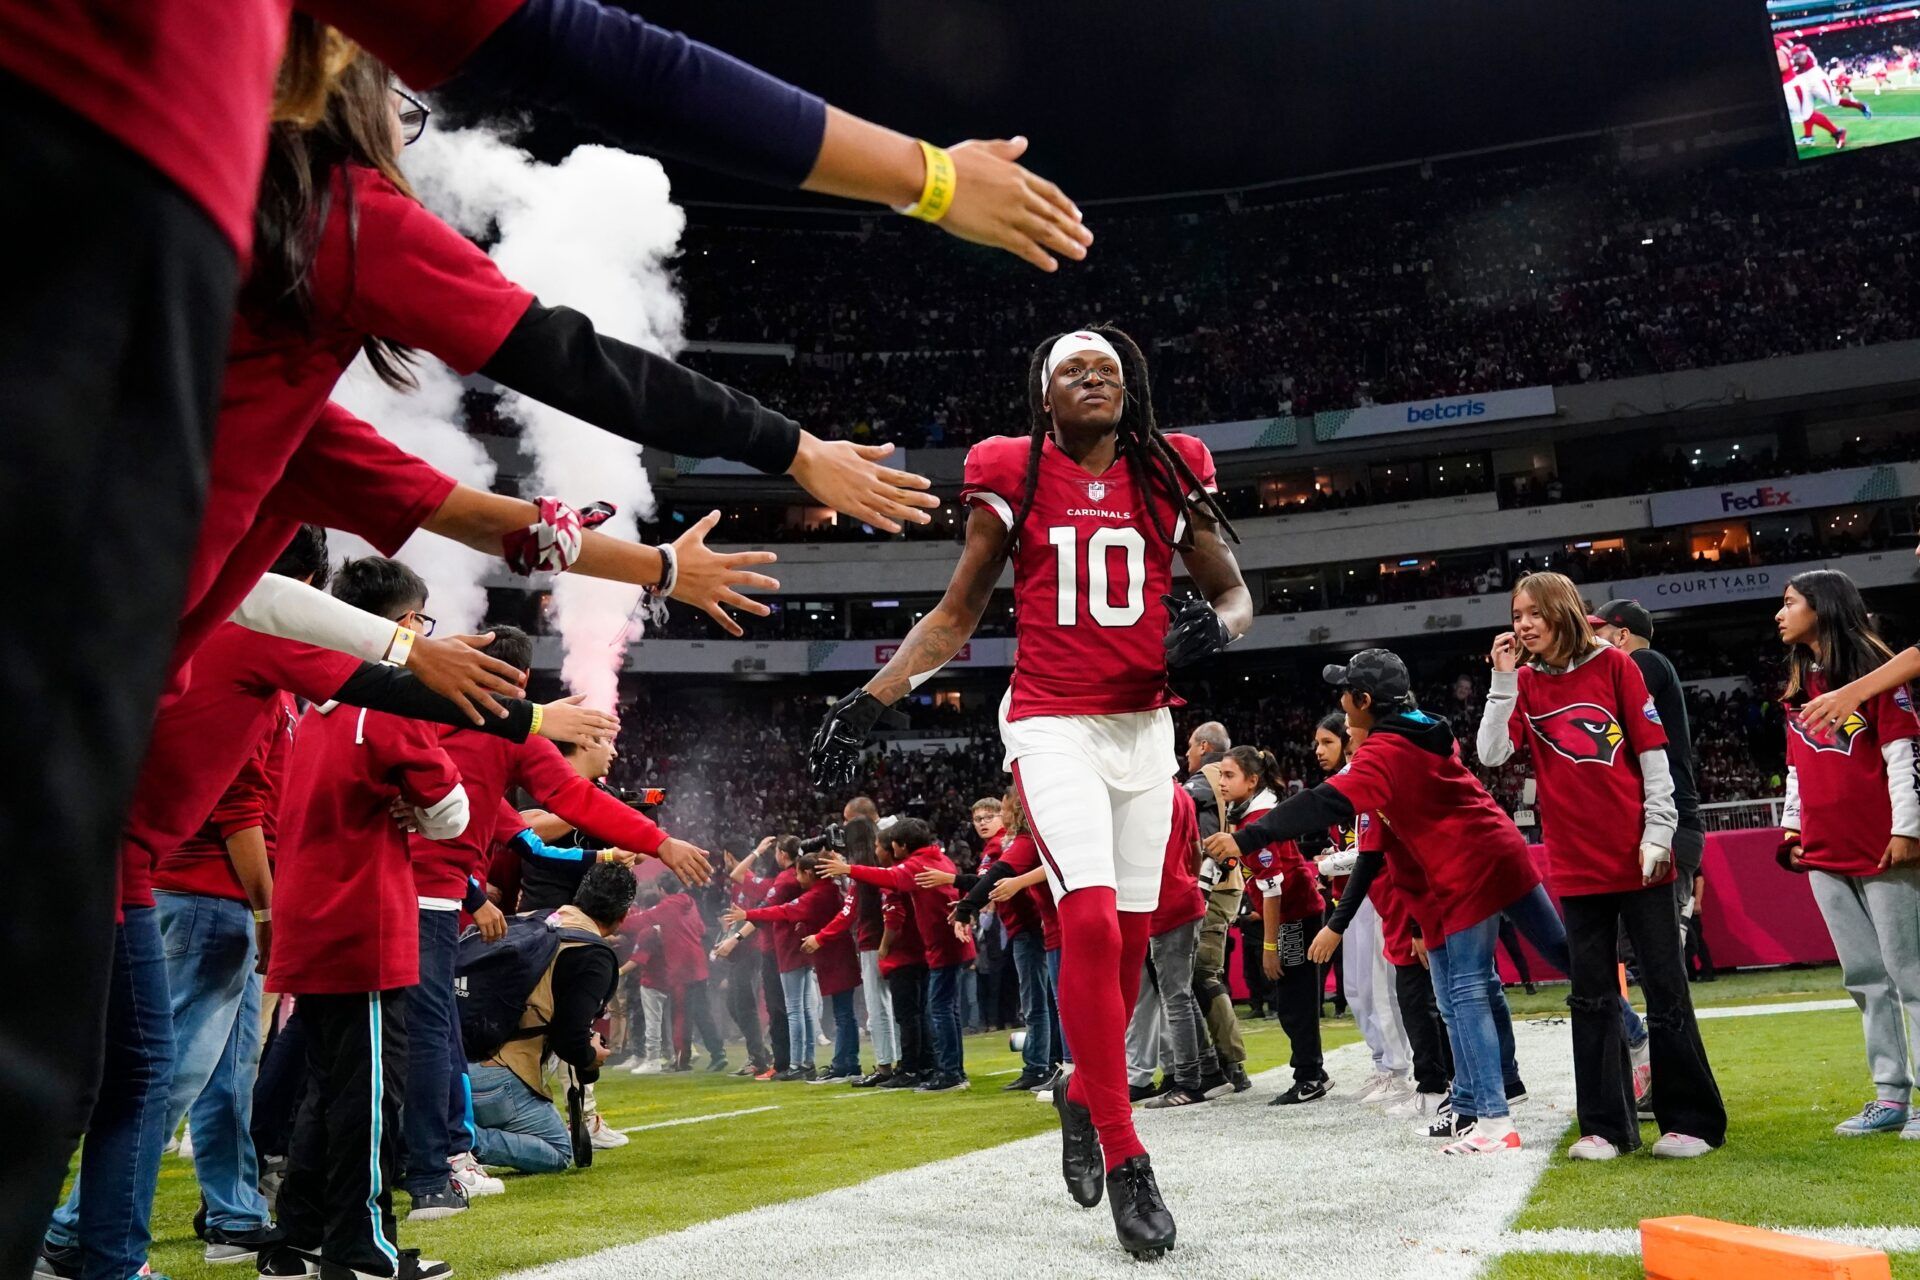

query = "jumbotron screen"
[1768,1,1920,158]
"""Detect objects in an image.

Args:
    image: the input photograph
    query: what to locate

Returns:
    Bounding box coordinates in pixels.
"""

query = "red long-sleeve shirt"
[846,846,975,969]
[746,878,841,974]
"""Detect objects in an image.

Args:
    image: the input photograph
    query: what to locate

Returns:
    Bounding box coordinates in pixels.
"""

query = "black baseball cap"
[1322,648,1411,702]
[1596,599,1653,640]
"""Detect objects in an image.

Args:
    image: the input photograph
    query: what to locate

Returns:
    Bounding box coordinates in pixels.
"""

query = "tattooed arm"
[1177,508,1254,640]
[864,506,1010,705]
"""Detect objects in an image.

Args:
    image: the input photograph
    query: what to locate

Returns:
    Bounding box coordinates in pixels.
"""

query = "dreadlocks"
[1008,325,1239,552]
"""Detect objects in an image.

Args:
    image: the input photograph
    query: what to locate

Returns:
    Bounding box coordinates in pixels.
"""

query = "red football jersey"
[961,432,1218,720]
[268,702,465,994]
[1326,727,1540,939]
[1244,793,1325,924]
[1787,676,1920,876]
[1506,645,1670,896]
[154,690,298,903]
[1150,785,1207,936]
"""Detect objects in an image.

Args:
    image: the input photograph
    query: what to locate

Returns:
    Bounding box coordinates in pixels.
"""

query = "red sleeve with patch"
[511,735,666,855]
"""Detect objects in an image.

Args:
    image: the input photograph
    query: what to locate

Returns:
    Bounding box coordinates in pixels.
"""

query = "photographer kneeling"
[462,864,637,1174]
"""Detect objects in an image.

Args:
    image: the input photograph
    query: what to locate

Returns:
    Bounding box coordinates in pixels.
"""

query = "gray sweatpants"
[1810,866,1920,1103]
[1126,960,1170,1088]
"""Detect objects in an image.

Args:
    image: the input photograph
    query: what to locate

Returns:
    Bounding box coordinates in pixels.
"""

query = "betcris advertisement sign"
[1312,386,1555,442]
[1647,465,1899,527]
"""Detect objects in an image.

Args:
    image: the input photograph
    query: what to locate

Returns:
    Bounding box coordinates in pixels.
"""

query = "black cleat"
[1106,1155,1176,1259]
[1052,1074,1105,1208]
[1227,1062,1254,1094]
[1003,1072,1049,1092]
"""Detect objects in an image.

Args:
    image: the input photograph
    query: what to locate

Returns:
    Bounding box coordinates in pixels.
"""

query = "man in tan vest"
[469,864,635,1174]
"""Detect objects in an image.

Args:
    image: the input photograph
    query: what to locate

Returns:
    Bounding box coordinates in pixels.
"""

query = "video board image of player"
[1767,0,1920,158]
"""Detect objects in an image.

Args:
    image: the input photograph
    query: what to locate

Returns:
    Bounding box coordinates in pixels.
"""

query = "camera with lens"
[605,784,666,811]
[797,822,846,855]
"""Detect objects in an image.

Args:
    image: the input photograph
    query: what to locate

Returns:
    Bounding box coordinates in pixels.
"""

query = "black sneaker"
[1506,1078,1530,1105]
[1106,1155,1176,1260]
[915,1072,969,1093]
[1143,1085,1209,1110]
[1270,1077,1331,1106]
[404,1182,467,1222]
[256,1244,320,1277]
[34,1243,80,1280]
[1031,1065,1068,1096]
[731,1062,758,1077]
[316,1249,451,1280]
[878,1070,920,1089]
[206,1224,286,1265]
[1228,1062,1254,1094]
[705,1054,729,1073]
[1425,1108,1476,1139]
[851,1068,892,1088]
[1003,1072,1049,1092]
[1128,1079,1169,1103]
[773,1066,808,1082]
[1197,1069,1235,1100]
[1052,1072,1104,1208]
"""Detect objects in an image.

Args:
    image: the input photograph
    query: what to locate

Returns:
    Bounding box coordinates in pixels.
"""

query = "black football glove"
[1163,594,1232,669]
[809,687,892,787]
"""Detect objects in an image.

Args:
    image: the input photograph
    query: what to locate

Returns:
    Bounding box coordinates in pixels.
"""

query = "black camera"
[797,823,846,855]
[605,784,666,810]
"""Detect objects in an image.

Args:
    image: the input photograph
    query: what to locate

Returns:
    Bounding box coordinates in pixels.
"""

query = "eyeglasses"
[407,610,438,637]
[394,88,430,146]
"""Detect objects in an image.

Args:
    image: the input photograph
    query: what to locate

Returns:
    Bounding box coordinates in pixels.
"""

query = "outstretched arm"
[1177,512,1254,642]
[864,507,1009,705]
[1802,649,1920,733]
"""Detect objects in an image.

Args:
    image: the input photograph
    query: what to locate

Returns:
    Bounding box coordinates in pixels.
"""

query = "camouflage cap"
[1321,648,1411,702]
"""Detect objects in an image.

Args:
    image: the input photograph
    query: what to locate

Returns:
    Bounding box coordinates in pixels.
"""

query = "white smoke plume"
[404,126,687,711]
[330,356,497,634]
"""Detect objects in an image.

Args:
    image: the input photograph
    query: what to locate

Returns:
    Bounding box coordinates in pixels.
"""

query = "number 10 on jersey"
[1048,526,1147,627]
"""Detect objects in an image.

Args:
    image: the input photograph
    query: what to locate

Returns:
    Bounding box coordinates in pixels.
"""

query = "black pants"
[252,1005,310,1162]
[1273,915,1327,1083]
[674,977,726,1065]
[1564,887,1726,1150]
[1394,961,1452,1095]
[726,953,770,1068]
[1237,916,1274,1015]
[279,991,410,1274]
[886,964,932,1076]
[0,75,239,1279]
[761,948,790,1071]
[1497,916,1535,987]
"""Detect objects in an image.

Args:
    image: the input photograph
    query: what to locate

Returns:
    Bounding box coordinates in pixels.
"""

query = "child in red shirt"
[725,854,843,1081]
[1479,572,1724,1160]
[1777,570,1920,1137]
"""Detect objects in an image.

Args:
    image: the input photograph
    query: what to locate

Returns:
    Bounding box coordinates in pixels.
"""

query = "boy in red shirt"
[821,818,975,1091]
[266,559,472,1280]
[725,854,843,1081]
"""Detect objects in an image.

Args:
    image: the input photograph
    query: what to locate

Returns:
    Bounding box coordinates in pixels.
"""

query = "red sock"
[1118,910,1152,1013]
[1809,111,1839,138]
[1058,888,1147,1170]
[1841,97,1867,111]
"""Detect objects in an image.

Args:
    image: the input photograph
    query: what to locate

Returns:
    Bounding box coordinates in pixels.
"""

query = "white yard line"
[1500,1226,1920,1255]
[511,1021,1578,1280]
[1695,998,1853,1020]
[615,1105,778,1134]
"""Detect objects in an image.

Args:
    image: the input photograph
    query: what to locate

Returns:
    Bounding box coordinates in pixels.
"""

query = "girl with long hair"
[806,817,902,1086]
[1479,572,1725,1160]
[812,326,1251,1258]
[1776,570,1920,1136]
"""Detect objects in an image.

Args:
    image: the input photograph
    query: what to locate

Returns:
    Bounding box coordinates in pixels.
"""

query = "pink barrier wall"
[1227,827,1836,998]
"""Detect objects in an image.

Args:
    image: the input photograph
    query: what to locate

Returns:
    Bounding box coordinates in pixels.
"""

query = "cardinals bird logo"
[1527,703,1626,765]
[1792,711,1868,756]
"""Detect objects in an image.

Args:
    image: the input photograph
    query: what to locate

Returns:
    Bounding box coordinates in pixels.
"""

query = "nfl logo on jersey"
[1086,481,1107,503]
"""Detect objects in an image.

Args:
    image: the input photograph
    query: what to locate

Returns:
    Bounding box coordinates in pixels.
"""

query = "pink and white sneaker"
[1441,1126,1522,1155]
[1567,1134,1619,1161]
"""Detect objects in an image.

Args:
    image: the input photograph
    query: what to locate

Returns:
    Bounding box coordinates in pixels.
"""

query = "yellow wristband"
[1262,942,1279,952]
[529,704,544,737]
[897,140,956,223]
[385,626,416,667]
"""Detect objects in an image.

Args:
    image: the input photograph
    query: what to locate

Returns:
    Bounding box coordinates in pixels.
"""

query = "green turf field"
[1800,88,1920,157]
[112,964,1920,1280]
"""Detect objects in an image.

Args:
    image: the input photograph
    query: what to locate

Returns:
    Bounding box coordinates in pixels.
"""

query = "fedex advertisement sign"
[1648,465,1899,527]
[1719,485,1794,512]
[1313,385,1554,442]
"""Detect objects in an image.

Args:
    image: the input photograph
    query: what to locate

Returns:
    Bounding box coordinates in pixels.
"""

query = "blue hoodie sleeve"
[513,828,593,865]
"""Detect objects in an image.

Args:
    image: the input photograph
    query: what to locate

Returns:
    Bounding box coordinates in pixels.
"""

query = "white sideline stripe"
[1501,1226,1920,1255]
[505,1021,1579,1280]
[615,1105,778,1134]
[1696,998,1854,1020]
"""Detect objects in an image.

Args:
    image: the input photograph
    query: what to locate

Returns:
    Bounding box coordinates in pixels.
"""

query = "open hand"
[1202,831,1240,861]
[721,904,748,927]
[914,867,956,889]
[536,695,619,747]
[658,838,714,887]
[941,137,1091,273]
[816,853,853,879]
[669,510,779,637]
[788,435,937,534]
[404,632,527,724]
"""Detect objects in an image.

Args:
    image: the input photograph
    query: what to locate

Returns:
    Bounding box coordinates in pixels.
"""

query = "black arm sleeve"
[331,663,533,741]
[441,0,828,189]
[548,945,618,1080]
[481,302,803,475]
[1230,783,1356,856]
[1324,851,1385,935]
[957,858,1024,918]
[952,873,981,894]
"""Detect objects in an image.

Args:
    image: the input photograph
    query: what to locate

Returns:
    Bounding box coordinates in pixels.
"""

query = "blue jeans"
[1010,931,1052,1075]
[1046,947,1069,1063]
[467,1065,570,1174]
[402,909,465,1197]
[927,964,965,1076]
[46,908,175,1280]
[1429,910,1522,1122]
[960,965,982,1032]
[779,968,816,1070]
[828,990,861,1076]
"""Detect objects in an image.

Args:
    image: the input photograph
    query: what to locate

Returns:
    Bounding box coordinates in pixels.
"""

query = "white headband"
[1042,331,1123,389]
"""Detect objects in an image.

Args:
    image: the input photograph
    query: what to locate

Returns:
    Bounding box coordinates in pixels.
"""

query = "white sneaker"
[1353,1069,1398,1105]
[448,1153,505,1197]
[1442,1125,1522,1156]
[1568,1134,1619,1161]
[587,1115,628,1149]
[628,1061,664,1075]
[1650,1132,1713,1159]
[177,1127,195,1161]
[1630,1037,1652,1105]
[1388,1089,1447,1119]
[1370,1077,1417,1111]
[604,1057,638,1073]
